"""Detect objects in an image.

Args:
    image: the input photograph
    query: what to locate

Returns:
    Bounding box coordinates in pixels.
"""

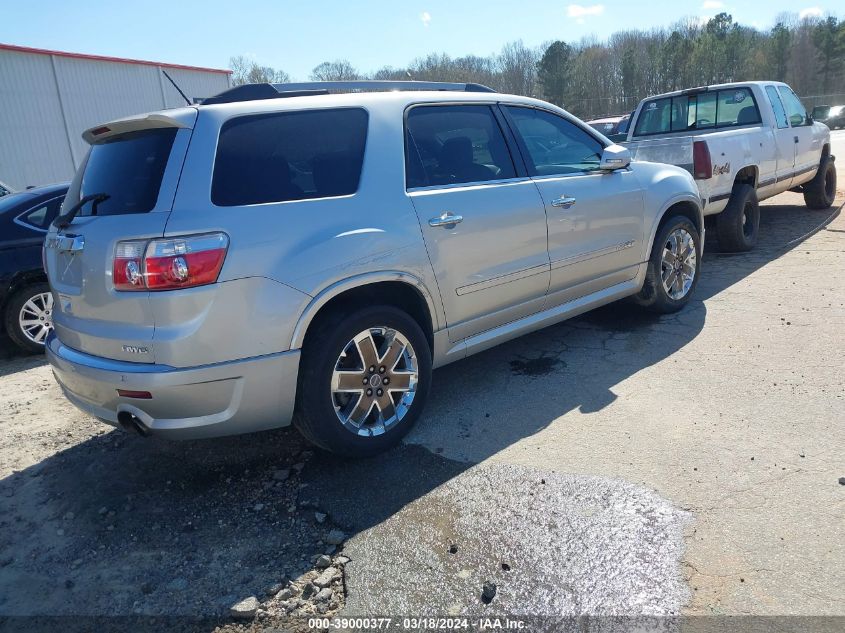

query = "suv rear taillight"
[113,233,228,291]
[693,140,712,180]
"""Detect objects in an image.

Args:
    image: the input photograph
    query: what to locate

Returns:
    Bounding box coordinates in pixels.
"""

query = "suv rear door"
[45,111,195,363]
[405,103,550,343]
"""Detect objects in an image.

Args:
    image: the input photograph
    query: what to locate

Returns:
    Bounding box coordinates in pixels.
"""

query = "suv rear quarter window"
[212,108,369,207]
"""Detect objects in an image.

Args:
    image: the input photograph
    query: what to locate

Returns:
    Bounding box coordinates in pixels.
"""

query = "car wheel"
[4,282,54,354]
[633,215,701,314]
[294,305,432,457]
[803,157,837,210]
[716,183,759,252]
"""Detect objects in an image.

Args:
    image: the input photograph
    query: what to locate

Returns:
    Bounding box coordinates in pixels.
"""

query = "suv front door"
[405,104,550,343]
[502,105,645,306]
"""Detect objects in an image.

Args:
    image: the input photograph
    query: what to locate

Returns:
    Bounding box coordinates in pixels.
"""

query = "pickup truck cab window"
[766,86,790,129]
[404,105,515,188]
[504,106,604,176]
[777,86,810,127]
[715,88,761,127]
[634,88,760,136]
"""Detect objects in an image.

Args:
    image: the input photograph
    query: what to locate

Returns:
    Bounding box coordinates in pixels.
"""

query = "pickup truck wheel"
[294,305,432,457]
[634,215,700,314]
[4,283,53,355]
[803,157,836,210]
[716,184,759,252]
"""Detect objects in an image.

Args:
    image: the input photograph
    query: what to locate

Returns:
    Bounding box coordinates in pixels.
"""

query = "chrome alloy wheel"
[19,292,54,345]
[331,327,418,436]
[660,228,697,300]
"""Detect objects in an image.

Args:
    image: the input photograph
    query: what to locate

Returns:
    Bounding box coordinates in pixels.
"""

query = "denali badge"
[122,345,150,355]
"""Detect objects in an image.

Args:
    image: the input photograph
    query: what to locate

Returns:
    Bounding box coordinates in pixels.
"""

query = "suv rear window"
[212,108,368,207]
[634,87,760,136]
[80,128,177,215]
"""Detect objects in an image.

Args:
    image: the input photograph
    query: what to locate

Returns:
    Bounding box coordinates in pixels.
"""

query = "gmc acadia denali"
[44,81,704,456]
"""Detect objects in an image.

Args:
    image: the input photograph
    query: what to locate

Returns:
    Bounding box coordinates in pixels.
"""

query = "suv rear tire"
[633,215,701,314]
[294,305,432,457]
[803,157,836,210]
[716,183,759,252]
[4,282,53,354]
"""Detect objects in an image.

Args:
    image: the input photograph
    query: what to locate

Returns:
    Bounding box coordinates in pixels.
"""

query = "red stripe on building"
[0,42,232,75]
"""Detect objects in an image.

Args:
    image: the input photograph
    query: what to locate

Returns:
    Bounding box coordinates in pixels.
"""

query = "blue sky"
[2,1,841,79]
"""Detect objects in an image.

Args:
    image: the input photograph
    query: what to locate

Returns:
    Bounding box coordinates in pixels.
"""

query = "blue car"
[0,183,68,353]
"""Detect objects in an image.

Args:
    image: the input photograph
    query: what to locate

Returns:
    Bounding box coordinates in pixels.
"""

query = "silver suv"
[45,81,703,457]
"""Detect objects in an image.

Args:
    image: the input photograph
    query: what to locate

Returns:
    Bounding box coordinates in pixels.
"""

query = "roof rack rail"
[201,80,496,105]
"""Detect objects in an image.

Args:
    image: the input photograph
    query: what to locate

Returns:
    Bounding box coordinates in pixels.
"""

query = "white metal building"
[0,44,231,190]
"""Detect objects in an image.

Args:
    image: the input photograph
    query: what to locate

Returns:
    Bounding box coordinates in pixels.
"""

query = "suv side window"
[405,105,516,188]
[505,106,604,176]
[778,86,809,127]
[212,108,368,207]
[766,86,790,129]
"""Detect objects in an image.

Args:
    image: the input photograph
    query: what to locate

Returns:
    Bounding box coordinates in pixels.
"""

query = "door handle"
[551,196,577,209]
[794,136,799,143]
[428,212,463,228]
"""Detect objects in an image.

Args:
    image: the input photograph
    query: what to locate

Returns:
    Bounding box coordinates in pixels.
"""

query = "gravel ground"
[0,166,842,632]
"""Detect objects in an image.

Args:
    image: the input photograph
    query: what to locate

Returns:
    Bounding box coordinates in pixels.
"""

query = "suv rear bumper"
[46,333,300,439]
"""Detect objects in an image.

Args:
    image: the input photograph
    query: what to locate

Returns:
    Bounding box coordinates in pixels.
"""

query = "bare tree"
[496,40,540,96]
[229,55,290,86]
[310,60,360,81]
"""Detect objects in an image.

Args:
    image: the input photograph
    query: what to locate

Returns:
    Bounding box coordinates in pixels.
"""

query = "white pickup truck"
[619,81,836,251]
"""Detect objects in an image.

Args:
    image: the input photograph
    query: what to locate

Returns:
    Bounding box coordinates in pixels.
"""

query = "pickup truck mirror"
[599,144,631,171]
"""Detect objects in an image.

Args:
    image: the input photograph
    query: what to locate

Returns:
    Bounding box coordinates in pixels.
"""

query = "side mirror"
[600,144,631,171]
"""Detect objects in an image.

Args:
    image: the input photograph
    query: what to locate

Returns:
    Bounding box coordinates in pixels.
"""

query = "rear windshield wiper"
[52,193,110,230]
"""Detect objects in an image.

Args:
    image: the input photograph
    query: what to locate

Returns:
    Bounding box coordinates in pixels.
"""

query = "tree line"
[230,12,844,120]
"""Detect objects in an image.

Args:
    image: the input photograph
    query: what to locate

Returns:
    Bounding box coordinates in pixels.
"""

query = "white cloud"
[701,0,724,9]
[420,11,431,27]
[567,4,605,19]
[799,7,823,18]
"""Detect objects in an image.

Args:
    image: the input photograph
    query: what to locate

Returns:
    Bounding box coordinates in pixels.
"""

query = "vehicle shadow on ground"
[0,335,45,379]
[0,202,838,624]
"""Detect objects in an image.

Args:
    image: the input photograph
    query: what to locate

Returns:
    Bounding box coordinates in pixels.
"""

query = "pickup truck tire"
[294,305,432,457]
[803,157,836,209]
[717,184,759,252]
[633,215,700,314]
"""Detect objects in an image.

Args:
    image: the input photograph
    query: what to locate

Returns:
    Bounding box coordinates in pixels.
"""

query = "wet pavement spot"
[306,451,691,617]
[509,355,565,376]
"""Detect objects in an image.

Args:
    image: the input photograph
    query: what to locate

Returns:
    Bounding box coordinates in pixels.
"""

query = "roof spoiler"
[82,112,193,144]
[201,80,496,105]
